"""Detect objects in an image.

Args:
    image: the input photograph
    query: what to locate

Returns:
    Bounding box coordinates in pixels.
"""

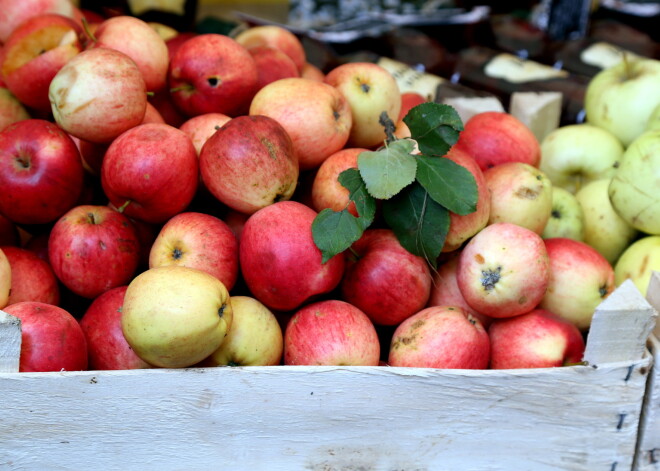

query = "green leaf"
[338,168,376,224]
[357,139,417,200]
[416,155,478,215]
[382,182,450,269]
[403,102,463,156]
[312,209,364,264]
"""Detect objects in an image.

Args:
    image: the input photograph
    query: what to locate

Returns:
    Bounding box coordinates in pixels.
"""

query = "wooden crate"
[634,273,660,471]
[0,279,656,471]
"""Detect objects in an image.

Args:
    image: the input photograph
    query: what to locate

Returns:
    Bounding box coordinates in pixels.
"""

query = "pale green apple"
[542,186,585,241]
[539,123,623,194]
[202,296,283,367]
[608,129,660,235]
[614,236,660,297]
[575,179,639,265]
[647,103,660,132]
[584,57,660,147]
[121,265,233,368]
[0,248,10,308]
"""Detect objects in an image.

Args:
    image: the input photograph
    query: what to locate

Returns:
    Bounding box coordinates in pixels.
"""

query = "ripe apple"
[539,237,615,331]
[101,123,199,224]
[149,211,239,291]
[0,247,10,308]
[283,299,380,366]
[234,25,306,73]
[48,204,141,299]
[301,62,324,82]
[147,22,179,41]
[575,179,638,264]
[168,33,259,117]
[121,265,233,368]
[0,87,30,132]
[428,255,491,328]
[141,101,166,125]
[0,13,83,112]
[1,245,59,306]
[608,129,660,235]
[457,222,551,318]
[541,186,585,241]
[398,91,426,121]
[614,236,660,297]
[70,135,107,176]
[442,146,491,253]
[311,147,367,216]
[148,88,187,128]
[489,308,585,369]
[248,45,300,92]
[388,305,490,369]
[179,112,231,155]
[647,103,660,132]
[0,119,84,225]
[200,295,283,367]
[324,62,402,148]
[199,115,298,215]
[0,0,77,43]
[454,111,541,171]
[249,77,352,171]
[483,162,553,235]
[239,201,345,312]
[49,47,147,144]
[585,57,660,147]
[79,285,152,370]
[3,301,87,372]
[539,124,623,194]
[341,229,432,326]
[88,15,169,92]
[165,31,196,60]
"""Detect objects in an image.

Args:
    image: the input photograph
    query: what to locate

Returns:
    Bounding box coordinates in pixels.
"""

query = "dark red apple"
[1,245,59,305]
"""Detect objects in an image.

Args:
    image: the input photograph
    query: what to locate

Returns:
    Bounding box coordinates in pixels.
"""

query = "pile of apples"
[0,0,658,374]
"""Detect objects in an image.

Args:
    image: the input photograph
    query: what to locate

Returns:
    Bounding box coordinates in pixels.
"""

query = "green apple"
[575,179,639,264]
[201,296,283,367]
[614,236,660,297]
[539,123,623,194]
[584,57,660,147]
[608,129,660,235]
[121,265,233,368]
[0,248,10,308]
[647,103,660,132]
[542,186,585,241]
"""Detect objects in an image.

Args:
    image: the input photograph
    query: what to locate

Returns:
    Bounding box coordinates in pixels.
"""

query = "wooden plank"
[584,279,657,365]
[0,360,651,471]
[0,310,20,373]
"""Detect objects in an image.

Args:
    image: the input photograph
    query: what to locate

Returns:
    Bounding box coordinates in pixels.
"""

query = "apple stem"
[170,84,195,94]
[116,200,132,213]
[622,52,632,80]
[378,111,397,143]
[81,17,97,44]
[146,91,154,97]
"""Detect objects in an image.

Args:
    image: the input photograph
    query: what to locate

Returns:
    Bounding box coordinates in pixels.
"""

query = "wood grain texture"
[0,310,20,373]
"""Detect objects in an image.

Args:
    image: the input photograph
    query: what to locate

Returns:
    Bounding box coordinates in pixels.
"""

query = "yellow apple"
[0,248,11,308]
[542,186,585,241]
[202,296,283,367]
[121,266,233,368]
[614,236,660,297]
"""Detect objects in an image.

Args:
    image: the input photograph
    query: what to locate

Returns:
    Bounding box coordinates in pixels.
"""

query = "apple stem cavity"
[218,304,226,318]
[170,84,195,94]
[481,266,502,291]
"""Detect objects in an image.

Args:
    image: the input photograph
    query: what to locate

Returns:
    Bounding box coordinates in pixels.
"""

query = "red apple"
[1,13,83,111]
[179,112,231,155]
[301,62,325,82]
[249,77,352,170]
[454,111,541,171]
[49,47,147,144]
[3,301,87,372]
[239,201,345,312]
[101,123,199,224]
[70,135,107,176]
[149,212,239,291]
[284,299,380,366]
[199,115,299,215]
[168,33,259,117]
[539,237,616,331]
[311,147,368,216]
[1,245,59,305]
[341,229,432,326]
[141,101,166,125]
[148,88,187,128]
[224,209,249,243]
[0,119,84,225]
[0,86,30,132]
[87,15,169,92]
[79,285,152,370]
[457,222,551,318]
[388,305,490,369]
[0,0,77,43]
[234,25,306,73]
[248,45,300,92]
[165,31,196,60]
[489,308,585,369]
[48,204,141,299]
[398,91,426,121]
[442,146,491,252]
